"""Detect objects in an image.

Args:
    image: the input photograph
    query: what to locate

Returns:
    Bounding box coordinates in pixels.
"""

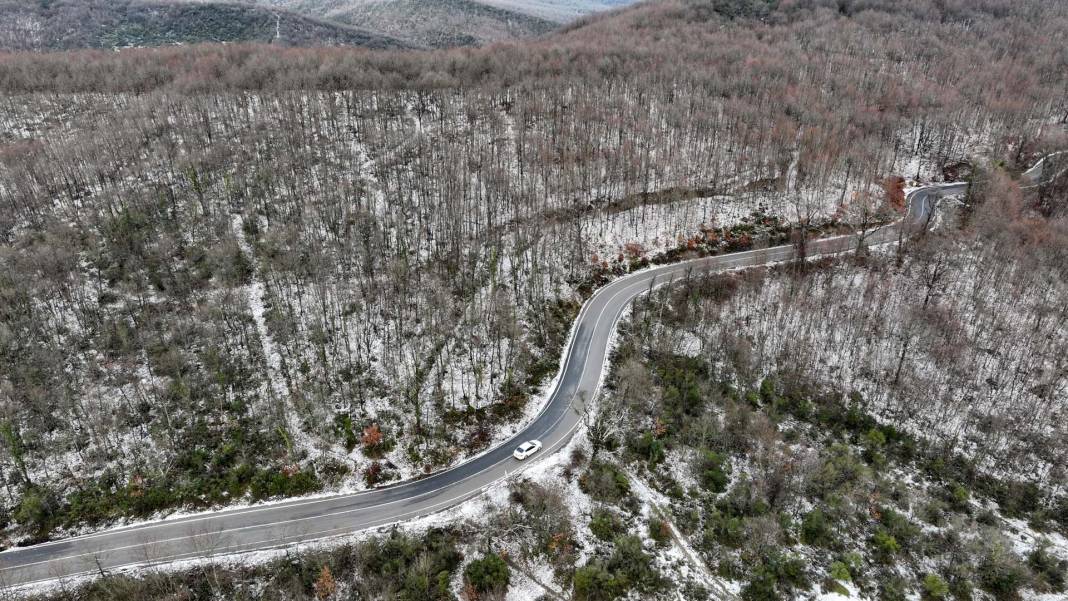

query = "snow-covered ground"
[0,86,1020,557]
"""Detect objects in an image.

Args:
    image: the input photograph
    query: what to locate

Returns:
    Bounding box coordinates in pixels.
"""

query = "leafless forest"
[586,160,1068,601]
[648,171,1068,482]
[1,0,1067,561]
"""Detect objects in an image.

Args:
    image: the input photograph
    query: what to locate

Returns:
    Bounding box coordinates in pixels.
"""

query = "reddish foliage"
[362,423,384,449]
[884,175,907,211]
[653,417,668,437]
[313,565,337,600]
[364,461,383,486]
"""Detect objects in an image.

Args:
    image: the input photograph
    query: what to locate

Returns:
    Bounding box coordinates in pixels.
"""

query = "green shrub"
[773,390,813,420]
[759,377,779,405]
[580,462,631,504]
[250,467,320,500]
[402,566,452,600]
[651,354,709,422]
[741,567,778,601]
[716,480,769,518]
[944,563,974,601]
[863,427,886,447]
[465,553,510,594]
[871,529,900,560]
[648,517,671,546]
[945,483,971,513]
[861,427,889,468]
[986,480,1041,521]
[360,528,461,601]
[810,444,869,498]
[606,535,661,592]
[14,485,58,538]
[718,556,745,580]
[978,542,1027,601]
[589,509,625,541]
[574,563,618,601]
[775,555,807,590]
[922,573,950,600]
[572,536,661,600]
[800,508,834,548]
[841,551,863,574]
[879,575,909,601]
[334,413,358,452]
[921,499,948,527]
[702,508,744,548]
[741,552,808,601]
[631,432,665,464]
[879,507,920,552]
[1028,542,1067,592]
[1053,495,1068,531]
[829,561,851,582]
[694,449,732,493]
[317,458,351,485]
[675,507,700,535]
[745,390,760,407]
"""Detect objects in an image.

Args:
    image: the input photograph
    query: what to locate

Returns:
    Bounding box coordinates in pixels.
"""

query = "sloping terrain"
[234,0,642,47]
[0,0,640,52]
[241,0,562,46]
[311,0,558,47]
[480,0,635,22]
[0,0,409,51]
[1,0,1067,598]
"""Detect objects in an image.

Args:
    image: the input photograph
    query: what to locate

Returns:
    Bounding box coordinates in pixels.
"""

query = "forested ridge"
[0,0,412,52]
[0,0,598,53]
[241,0,564,48]
[1,2,1068,598]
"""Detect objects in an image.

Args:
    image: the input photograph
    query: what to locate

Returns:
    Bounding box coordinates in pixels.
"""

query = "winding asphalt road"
[0,180,979,591]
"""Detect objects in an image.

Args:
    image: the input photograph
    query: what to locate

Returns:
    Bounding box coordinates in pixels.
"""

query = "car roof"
[518,441,535,449]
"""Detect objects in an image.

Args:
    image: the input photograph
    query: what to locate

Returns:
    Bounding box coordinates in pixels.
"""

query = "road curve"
[0,182,969,590]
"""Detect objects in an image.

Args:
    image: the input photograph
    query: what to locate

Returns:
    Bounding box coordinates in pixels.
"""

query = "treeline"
[0,0,410,53]
[0,0,1064,111]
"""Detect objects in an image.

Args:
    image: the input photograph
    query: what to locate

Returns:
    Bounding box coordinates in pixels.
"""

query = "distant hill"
[0,0,641,52]
[233,0,640,47]
[478,0,636,23]
[0,0,411,51]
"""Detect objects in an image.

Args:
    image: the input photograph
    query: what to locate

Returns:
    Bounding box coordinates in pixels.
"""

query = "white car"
[513,440,542,460]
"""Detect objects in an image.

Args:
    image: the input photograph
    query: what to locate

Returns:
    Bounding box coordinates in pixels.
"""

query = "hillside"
[1,0,1068,599]
[0,0,640,52]
[480,0,635,22]
[235,0,578,47]
[0,0,410,51]
[291,0,558,47]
